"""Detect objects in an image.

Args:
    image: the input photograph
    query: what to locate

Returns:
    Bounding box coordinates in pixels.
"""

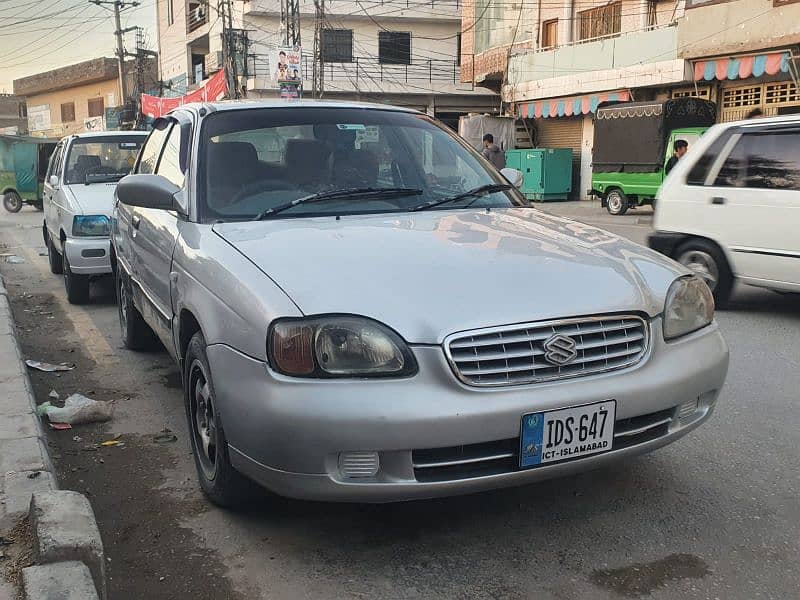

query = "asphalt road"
[1,204,798,600]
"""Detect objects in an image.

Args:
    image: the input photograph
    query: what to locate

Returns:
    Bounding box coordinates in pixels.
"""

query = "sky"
[0,0,157,94]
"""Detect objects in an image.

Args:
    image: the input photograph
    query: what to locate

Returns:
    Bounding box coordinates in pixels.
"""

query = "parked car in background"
[113,101,728,507]
[649,115,800,306]
[590,98,717,215]
[43,131,147,304]
[1,134,58,213]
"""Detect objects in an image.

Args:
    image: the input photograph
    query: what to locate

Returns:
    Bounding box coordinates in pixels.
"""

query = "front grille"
[445,315,649,387]
[412,407,674,483]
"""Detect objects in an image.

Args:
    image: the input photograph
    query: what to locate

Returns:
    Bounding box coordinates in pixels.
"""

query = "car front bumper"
[208,318,729,503]
[64,237,112,275]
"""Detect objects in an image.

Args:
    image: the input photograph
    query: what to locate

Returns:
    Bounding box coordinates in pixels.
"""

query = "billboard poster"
[28,104,51,132]
[274,47,302,100]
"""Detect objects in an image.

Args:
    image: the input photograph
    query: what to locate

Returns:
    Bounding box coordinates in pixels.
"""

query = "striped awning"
[517,90,631,119]
[693,51,791,82]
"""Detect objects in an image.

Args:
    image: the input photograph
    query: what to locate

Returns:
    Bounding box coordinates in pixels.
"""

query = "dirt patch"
[0,517,34,599]
[6,289,245,600]
[591,553,710,597]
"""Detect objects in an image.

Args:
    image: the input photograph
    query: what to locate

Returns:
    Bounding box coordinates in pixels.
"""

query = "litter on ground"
[25,360,75,372]
[36,394,115,425]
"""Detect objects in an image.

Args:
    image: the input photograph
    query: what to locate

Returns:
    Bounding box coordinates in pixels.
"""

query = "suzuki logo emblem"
[543,334,578,366]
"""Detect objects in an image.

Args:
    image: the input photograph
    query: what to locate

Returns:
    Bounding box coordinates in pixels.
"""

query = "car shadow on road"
[86,275,117,306]
[723,284,800,318]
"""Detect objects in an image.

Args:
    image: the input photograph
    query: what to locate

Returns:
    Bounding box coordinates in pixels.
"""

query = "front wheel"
[605,190,629,216]
[185,332,256,508]
[46,233,63,274]
[63,252,90,304]
[676,240,733,308]
[3,191,23,213]
[116,267,157,350]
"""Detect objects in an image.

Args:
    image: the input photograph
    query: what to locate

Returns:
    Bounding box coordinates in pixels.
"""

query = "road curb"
[0,274,106,600]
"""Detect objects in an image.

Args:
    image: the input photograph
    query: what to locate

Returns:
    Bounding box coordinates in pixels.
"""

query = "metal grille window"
[578,1,621,41]
[765,82,800,106]
[87,98,104,118]
[722,86,762,108]
[60,102,75,123]
[321,29,353,63]
[378,31,411,65]
[672,87,710,100]
[445,315,648,387]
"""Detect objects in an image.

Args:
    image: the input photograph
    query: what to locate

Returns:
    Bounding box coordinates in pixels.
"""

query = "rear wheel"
[116,267,158,350]
[46,231,63,274]
[605,189,628,216]
[185,332,255,508]
[63,252,90,304]
[3,191,22,213]
[676,239,733,308]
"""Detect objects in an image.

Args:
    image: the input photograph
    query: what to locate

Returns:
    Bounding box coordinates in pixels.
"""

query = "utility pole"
[90,0,140,105]
[281,0,301,48]
[312,0,324,99]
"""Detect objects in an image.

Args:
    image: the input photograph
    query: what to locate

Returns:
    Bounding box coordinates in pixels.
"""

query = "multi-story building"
[461,0,800,199]
[155,0,499,128]
[0,95,28,135]
[13,57,157,138]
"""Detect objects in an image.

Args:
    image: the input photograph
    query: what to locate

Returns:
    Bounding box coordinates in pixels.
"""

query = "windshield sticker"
[336,124,366,131]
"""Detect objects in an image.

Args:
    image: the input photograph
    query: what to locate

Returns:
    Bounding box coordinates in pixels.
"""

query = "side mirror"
[116,174,179,210]
[49,175,59,188]
[500,168,524,189]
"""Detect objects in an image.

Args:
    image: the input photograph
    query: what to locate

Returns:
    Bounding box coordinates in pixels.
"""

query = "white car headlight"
[663,276,715,340]
[268,316,417,378]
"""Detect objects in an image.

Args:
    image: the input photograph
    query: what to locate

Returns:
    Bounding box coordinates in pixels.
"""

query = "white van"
[648,115,800,306]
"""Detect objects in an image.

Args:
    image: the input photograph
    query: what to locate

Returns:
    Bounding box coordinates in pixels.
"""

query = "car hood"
[213,209,686,344]
[64,183,119,217]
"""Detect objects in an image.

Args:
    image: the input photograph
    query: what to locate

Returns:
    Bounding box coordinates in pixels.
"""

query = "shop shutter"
[534,116,583,199]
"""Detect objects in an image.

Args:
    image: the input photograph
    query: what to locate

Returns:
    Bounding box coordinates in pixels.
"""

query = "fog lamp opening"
[338,451,379,478]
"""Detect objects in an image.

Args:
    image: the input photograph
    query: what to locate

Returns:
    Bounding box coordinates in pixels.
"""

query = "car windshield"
[64,136,144,185]
[199,107,524,220]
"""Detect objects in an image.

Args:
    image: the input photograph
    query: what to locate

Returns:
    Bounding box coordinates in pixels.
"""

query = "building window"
[60,102,75,123]
[19,103,27,118]
[167,0,174,25]
[88,98,105,118]
[578,1,621,41]
[321,29,353,63]
[378,31,411,65]
[541,19,558,48]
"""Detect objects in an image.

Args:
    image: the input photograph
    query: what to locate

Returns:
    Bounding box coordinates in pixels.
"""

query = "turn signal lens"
[270,322,314,375]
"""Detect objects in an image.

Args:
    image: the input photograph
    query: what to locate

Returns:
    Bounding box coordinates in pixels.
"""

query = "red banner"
[141,70,228,119]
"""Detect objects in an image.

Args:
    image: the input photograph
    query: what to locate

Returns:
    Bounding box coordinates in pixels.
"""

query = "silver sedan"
[113,101,729,506]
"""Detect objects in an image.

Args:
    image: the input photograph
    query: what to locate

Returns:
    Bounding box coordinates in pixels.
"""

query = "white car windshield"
[199,107,522,220]
[64,136,144,185]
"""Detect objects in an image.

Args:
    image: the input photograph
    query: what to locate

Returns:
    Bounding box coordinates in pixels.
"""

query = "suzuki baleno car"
[112,101,729,507]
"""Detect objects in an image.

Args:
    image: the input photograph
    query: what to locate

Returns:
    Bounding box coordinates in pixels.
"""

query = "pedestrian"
[482,133,506,170]
[665,139,688,175]
[745,107,764,119]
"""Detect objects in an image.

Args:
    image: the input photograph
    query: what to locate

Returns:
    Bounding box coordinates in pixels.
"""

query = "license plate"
[520,400,616,468]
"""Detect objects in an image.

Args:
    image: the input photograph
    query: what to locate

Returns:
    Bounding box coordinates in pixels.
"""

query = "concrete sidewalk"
[532,198,655,226]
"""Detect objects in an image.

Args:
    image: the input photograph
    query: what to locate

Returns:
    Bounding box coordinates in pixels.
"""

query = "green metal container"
[504,148,572,201]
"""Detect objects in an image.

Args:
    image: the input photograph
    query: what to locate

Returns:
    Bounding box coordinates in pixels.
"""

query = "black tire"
[185,332,255,508]
[63,252,90,304]
[3,191,23,213]
[46,232,63,275]
[33,202,44,212]
[116,267,158,350]
[675,239,733,308]
[605,189,629,216]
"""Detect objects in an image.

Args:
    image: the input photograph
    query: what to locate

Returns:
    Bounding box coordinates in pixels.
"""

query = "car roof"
[172,99,421,116]
[721,114,800,129]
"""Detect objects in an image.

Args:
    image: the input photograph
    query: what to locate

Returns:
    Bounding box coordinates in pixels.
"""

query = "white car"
[42,131,147,303]
[649,115,800,306]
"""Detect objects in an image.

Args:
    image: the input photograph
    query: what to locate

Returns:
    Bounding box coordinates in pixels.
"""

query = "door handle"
[131,215,141,229]
[711,197,726,205]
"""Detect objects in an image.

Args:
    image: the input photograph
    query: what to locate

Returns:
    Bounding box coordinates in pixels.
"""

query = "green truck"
[1,135,59,213]
[590,98,717,215]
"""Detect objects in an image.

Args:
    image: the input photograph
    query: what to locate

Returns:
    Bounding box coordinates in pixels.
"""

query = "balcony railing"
[248,54,462,85]
[245,0,460,16]
[187,1,209,33]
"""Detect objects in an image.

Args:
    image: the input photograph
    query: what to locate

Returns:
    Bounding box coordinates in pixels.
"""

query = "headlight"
[72,215,110,237]
[663,276,715,340]
[268,316,417,378]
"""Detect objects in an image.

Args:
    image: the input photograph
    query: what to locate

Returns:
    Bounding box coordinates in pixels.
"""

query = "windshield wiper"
[409,183,513,212]
[254,187,423,220]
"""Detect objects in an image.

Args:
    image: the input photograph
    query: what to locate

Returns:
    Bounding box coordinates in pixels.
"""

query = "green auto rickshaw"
[1,135,59,213]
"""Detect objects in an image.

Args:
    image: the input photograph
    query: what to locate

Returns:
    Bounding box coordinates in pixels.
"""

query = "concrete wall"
[678,0,800,59]
[0,96,27,134]
[24,79,121,138]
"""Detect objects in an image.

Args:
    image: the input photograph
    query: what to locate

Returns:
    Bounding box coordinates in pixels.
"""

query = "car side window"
[47,144,64,181]
[155,124,185,188]
[686,132,731,186]
[713,130,800,190]
[136,121,171,174]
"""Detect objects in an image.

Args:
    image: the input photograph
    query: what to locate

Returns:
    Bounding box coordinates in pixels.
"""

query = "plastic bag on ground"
[40,394,114,425]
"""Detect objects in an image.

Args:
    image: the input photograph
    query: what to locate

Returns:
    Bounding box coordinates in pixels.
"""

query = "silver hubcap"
[608,194,622,213]
[190,360,217,480]
[118,280,128,334]
[678,250,719,290]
